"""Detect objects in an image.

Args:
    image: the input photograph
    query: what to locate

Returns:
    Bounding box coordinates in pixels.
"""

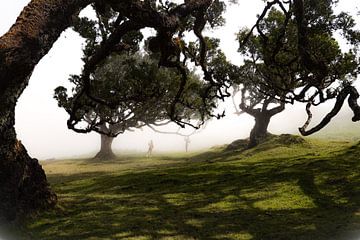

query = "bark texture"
[0,0,92,220]
[248,113,271,148]
[94,135,116,160]
[241,101,285,148]
[0,103,57,221]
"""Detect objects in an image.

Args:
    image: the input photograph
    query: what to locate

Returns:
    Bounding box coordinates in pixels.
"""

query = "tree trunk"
[0,102,57,221]
[0,0,92,221]
[94,134,116,160]
[243,100,285,148]
[248,113,271,148]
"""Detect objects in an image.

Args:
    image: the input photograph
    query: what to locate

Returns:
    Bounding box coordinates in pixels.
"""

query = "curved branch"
[261,96,272,112]
[67,20,143,130]
[82,20,143,104]
[0,0,92,99]
[240,0,280,48]
[163,61,193,128]
[146,123,196,137]
[299,86,360,136]
[232,85,244,115]
[268,101,285,116]
[239,88,260,116]
[146,120,208,137]
[299,100,313,134]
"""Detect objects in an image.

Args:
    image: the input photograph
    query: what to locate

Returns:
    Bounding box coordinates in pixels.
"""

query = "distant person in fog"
[184,136,191,152]
[147,140,154,158]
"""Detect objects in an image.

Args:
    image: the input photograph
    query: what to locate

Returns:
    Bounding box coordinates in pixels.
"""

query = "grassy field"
[11,136,360,239]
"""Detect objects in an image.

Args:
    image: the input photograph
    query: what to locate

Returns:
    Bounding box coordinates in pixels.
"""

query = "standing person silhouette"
[184,136,191,152]
[147,140,154,158]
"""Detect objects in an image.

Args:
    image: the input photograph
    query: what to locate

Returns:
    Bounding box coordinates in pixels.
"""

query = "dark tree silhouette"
[237,1,360,138]
[233,83,285,148]
[229,9,298,147]
[55,53,207,159]
[54,8,212,160]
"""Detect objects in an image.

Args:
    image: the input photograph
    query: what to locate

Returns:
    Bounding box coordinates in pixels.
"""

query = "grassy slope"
[17,138,360,240]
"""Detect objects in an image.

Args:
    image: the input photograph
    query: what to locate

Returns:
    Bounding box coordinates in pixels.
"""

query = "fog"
[1,1,359,160]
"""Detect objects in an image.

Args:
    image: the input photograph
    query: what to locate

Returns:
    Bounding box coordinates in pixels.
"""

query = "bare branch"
[299,86,360,136]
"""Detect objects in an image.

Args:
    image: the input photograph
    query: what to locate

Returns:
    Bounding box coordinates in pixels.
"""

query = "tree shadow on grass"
[25,143,360,240]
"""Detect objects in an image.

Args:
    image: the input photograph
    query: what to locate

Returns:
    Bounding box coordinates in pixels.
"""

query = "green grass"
[14,137,360,239]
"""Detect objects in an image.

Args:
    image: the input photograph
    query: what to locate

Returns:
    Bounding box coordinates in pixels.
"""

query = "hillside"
[8,136,360,240]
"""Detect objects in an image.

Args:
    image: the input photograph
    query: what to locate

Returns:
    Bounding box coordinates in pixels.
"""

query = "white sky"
[0,0,359,159]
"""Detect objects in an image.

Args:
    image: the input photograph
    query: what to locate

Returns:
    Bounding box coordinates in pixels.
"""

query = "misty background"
[1,1,359,159]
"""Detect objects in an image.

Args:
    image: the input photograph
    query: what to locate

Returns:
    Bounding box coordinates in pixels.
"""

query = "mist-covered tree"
[293,0,360,135]
[229,9,298,147]
[55,6,214,160]
[55,53,208,159]
[236,1,360,142]
[231,67,285,148]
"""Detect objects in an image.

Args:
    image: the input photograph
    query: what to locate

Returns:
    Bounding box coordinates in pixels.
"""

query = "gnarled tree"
[238,0,360,137]
[55,53,208,159]
[54,7,214,160]
[230,9,299,147]
[232,78,285,148]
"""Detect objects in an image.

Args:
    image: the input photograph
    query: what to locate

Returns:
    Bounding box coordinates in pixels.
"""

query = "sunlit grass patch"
[214,232,253,240]
[243,182,316,210]
[163,193,200,206]
[197,195,251,213]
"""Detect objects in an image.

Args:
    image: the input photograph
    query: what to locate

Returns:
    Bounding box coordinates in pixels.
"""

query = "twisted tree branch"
[299,86,360,136]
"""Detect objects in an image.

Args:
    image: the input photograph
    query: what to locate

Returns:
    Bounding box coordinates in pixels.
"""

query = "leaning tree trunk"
[248,113,271,148]
[94,134,116,160]
[0,0,91,221]
[0,101,57,221]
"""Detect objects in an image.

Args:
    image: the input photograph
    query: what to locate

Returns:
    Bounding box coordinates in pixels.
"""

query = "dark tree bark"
[0,0,92,221]
[241,100,285,148]
[94,135,116,160]
[248,113,271,148]
[0,103,57,221]
[299,86,360,136]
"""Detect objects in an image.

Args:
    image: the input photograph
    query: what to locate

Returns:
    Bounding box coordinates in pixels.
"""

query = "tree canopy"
[237,0,360,135]
[54,5,213,137]
[65,0,230,130]
[54,53,209,136]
